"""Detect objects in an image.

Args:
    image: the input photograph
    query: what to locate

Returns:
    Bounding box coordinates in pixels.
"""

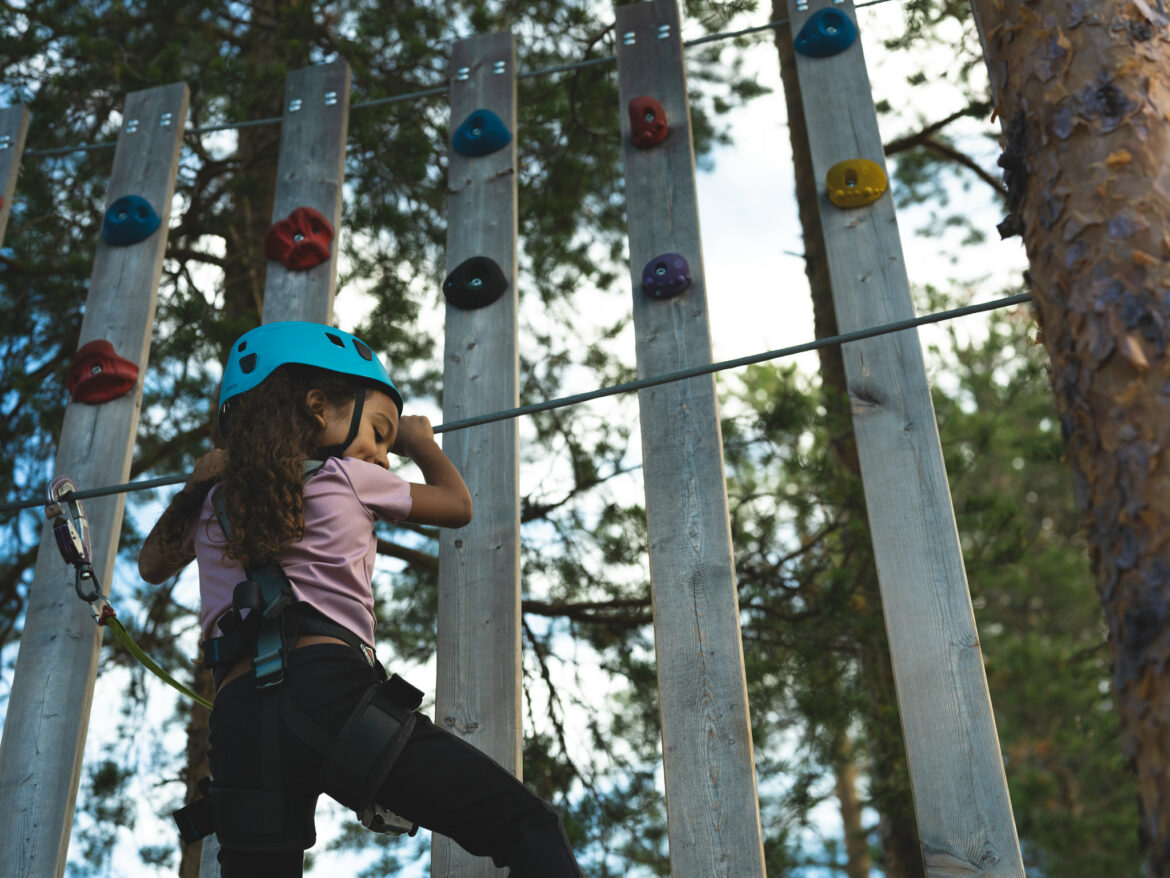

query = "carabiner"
[46,475,93,569]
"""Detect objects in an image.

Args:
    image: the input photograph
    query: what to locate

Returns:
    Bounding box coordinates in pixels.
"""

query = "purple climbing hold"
[642,253,691,299]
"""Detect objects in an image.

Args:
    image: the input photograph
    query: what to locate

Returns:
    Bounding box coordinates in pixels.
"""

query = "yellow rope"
[101,612,213,710]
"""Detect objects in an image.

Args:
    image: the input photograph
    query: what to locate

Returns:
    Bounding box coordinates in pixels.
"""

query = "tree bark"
[968,2,1170,874]
[832,731,872,878]
[773,6,925,877]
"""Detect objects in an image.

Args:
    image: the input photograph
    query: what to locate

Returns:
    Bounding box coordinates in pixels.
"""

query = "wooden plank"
[433,30,519,878]
[0,83,189,878]
[261,60,351,325]
[785,2,1025,875]
[0,104,30,247]
[615,3,766,875]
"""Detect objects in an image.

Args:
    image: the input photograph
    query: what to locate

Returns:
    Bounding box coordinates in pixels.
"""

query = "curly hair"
[215,364,359,568]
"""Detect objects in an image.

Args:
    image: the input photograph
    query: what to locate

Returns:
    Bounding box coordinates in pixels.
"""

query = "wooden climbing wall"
[0,83,189,877]
[784,1,1024,875]
[615,2,767,875]
[198,60,354,877]
[434,30,521,878]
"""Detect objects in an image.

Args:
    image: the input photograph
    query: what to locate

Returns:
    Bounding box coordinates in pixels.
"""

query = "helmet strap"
[317,386,366,459]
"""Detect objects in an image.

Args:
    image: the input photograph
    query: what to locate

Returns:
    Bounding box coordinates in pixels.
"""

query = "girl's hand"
[392,415,435,459]
[189,449,228,485]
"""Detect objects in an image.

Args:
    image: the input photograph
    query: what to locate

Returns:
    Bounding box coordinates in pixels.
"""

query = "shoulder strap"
[205,461,330,688]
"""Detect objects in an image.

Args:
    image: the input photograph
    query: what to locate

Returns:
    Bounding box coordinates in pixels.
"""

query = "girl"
[139,321,581,877]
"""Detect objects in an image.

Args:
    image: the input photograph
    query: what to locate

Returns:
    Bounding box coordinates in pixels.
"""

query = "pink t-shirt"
[186,457,413,646]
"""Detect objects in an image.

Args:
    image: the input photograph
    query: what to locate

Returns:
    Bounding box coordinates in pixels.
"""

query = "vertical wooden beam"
[196,61,353,878]
[0,83,189,878]
[0,104,30,247]
[434,31,519,878]
[785,2,1024,875]
[261,60,351,326]
[616,3,766,875]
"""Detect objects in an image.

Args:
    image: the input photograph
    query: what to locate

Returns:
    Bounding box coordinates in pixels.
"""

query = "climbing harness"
[173,462,422,849]
[45,476,213,710]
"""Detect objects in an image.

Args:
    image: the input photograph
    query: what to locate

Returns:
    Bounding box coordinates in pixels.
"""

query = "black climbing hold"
[641,253,691,300]
[443,256,509,310]
[794,8,857,58]
[452,108,512,158]
[101,195,160,246]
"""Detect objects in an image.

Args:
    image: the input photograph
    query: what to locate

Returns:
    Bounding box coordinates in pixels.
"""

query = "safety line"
[20,0,901,159]
[0,292,1031,513]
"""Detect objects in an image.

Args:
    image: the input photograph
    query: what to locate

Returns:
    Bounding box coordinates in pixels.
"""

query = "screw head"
[293,233,305,242]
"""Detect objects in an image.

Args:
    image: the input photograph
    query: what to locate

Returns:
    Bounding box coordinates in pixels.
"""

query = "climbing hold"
[825,159,887,208]
[451,108,512,158]
[67,340,139,404]
[794,8,858,58]
[264,206,334,271]
[629,97,669,149]
[101,195,160,246]
[442,256,509,310]
[641,253,691,299]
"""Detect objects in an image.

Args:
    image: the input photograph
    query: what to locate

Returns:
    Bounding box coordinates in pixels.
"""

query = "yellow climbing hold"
[825,158,887,208]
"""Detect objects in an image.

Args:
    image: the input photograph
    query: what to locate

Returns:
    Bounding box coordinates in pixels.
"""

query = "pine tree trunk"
[772,7,925,877]
[969,2,1170,874]
[178,667,215,878]
[832,731,872,878]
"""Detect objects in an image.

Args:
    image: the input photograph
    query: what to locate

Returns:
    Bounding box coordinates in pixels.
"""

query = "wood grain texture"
[261,60,350,325]
[616,3,766,875]
[0,83,189,878]
[786,3,1024,875]
[0,104,29,247]
[433,31,520,878]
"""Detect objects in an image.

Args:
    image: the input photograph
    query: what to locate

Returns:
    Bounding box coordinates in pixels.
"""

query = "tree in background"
[967,2,1170,873]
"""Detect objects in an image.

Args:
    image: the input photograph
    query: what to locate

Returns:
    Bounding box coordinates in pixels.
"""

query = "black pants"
[209,644,582,877]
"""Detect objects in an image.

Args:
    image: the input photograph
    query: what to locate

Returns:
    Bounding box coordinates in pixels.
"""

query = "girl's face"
[309,388,400,468]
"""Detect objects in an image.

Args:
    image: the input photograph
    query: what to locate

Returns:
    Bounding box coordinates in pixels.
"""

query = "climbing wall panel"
[616,2,766,875]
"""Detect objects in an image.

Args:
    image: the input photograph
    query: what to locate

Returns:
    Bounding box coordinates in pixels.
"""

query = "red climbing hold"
[264,207,334,271]
[67,340,139,404]
[629,96,669,149]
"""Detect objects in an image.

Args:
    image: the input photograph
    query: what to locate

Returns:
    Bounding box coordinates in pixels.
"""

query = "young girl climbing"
[139,321,581,877]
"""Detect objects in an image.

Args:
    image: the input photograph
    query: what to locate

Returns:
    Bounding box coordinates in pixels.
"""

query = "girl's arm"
[394,416,473,529]
[138,450,227,584]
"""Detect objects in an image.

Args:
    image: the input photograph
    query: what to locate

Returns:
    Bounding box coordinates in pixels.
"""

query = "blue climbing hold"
[102,195,160,246]
[452,108,512,158]
[794,8,857,58]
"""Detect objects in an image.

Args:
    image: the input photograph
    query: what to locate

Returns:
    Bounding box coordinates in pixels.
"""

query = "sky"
[1,2,1033,875]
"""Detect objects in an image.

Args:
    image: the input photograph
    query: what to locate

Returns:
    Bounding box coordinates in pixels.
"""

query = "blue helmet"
[218,322,403,435]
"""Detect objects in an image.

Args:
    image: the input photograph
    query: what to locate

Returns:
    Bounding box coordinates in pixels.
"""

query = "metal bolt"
[493,60,506,75]
[91,364,103,375]
[0,135,10,150]
[289,98,303,113]
[456,66,470,81]
[622,31,636,46]
[826,24,838,34]
[125,119,139,133]
[657,24,671,40]
[469,277,483,288]
[293,233,304,242]
[644,110,656,122]
[471,125,483,137]
[160,112,173,128]
[324,91,338,106]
